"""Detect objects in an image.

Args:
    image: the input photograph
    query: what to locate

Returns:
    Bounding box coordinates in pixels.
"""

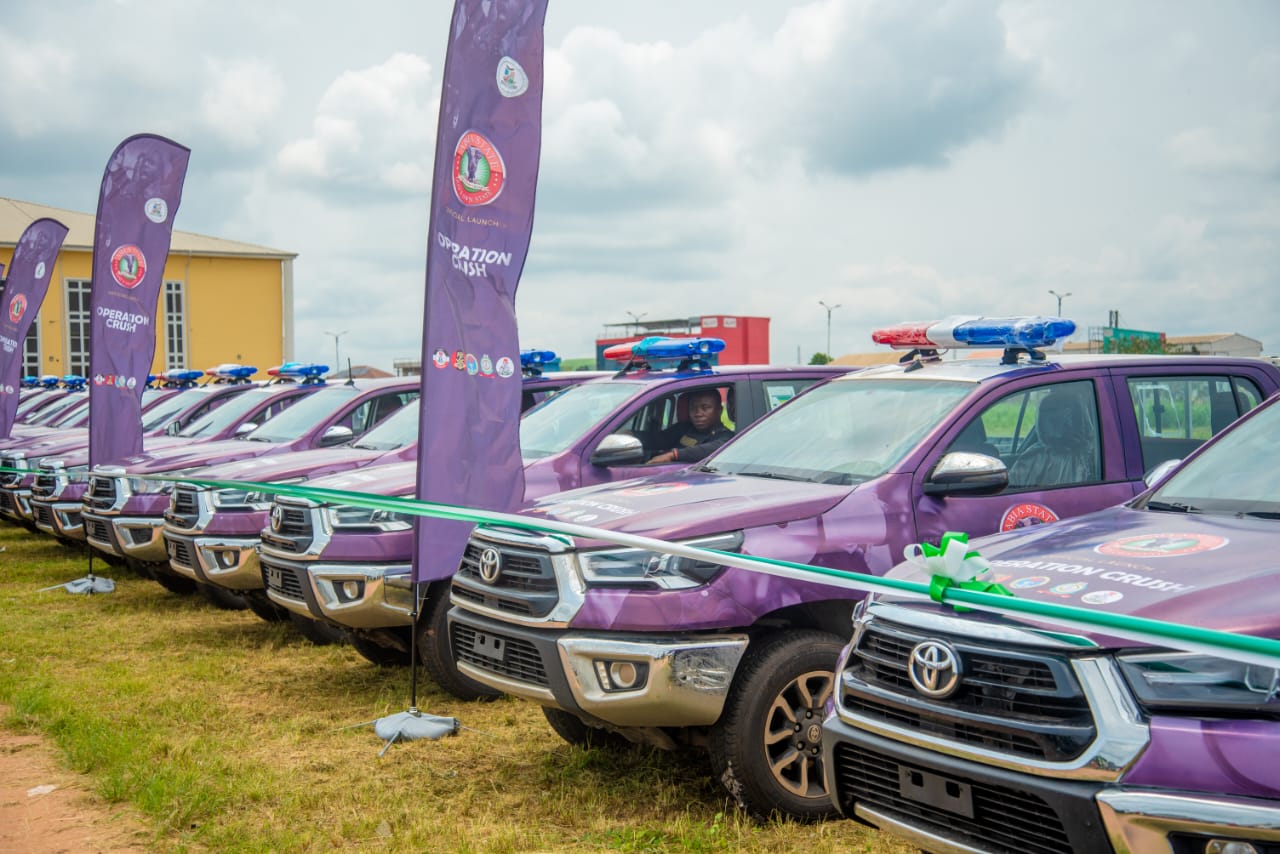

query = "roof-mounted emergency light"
[40,375,60,388]
[605,336,725,373]
[520,349,557,377]
[162,369,206,387]
[61,375,88,391]
[21,376,40,388]
[872,316,1076,365]
[206,363,258,382]
[274,363,329,384]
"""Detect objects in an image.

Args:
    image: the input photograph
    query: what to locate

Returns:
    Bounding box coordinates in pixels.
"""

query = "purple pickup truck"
[444,318,1280,820]
[255,346,849,694]
[79,375,421,590]
[822,392,1280,854]
[24,373,322,545]
[160,368,596,624]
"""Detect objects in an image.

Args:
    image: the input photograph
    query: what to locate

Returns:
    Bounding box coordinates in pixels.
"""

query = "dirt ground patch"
[0,722,151,854]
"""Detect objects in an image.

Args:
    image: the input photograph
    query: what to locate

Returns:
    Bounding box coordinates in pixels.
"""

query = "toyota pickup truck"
[256,339,849,696]
[822,391,1280,854]
[443,316,1280,820]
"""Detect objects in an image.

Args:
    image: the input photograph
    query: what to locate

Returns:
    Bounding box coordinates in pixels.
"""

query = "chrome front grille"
[0,453,25,487]
[165,486,203,530]
[840,620,1095,762]
[453,538,559,618]
[451,623,549,687]
[261,558,307,601]
[260,501,315,554]
[86,475,121,511]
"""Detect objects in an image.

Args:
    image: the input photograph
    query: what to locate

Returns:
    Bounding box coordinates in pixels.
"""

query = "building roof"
[0,196,295,259]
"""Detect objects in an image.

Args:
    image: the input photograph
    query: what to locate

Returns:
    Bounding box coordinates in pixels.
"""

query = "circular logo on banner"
[1000,503,1060,531]
[479,355,494,376]
[496,56,529,97]
[496,356,515,378]
[110,245,147,289]
[453,131,505,206]
[1082,590,1124,605]
[34,261,46,279]
[1095,533,1228,559]
[8,294,26,323]
[465,354,479,375]
[432,348,449,369]
[144,198,169,224]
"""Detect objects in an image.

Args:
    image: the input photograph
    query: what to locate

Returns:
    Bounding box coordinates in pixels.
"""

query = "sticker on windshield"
[1095,533,1228,558]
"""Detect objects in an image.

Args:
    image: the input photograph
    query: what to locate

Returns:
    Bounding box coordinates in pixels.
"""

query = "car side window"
[762,380,818,414]
[612,384,732,462]
[953,380,1102,491]
[343,391,418,436]
[1128,375,1264,473]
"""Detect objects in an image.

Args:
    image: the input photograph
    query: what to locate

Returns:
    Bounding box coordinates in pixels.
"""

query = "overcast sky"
[2,0,1277,368]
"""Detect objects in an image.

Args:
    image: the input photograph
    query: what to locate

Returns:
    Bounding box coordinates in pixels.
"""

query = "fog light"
[1206,841,1259,854]
[592,659,649,692]
[609,661,639,689]
[340,580,363,601]
[216,549,239,569]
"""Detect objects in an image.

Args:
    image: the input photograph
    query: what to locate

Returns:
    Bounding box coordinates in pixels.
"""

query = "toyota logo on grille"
[269,505,284,533]
[477,547,501,584]
[908,640,961,699]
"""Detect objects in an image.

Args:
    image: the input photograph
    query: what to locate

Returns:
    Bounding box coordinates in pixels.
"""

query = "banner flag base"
[45,575,117,595]
[372,708,460,755]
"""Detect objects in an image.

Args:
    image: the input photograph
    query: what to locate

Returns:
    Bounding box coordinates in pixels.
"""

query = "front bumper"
[0,485,34,521]
[30,498,85,540]
[164,532,262,588]
[823,717,1280,854]
[93,514,168,562]
[259,553,415,628]
[448,606,747,728]
[82,510,125,557]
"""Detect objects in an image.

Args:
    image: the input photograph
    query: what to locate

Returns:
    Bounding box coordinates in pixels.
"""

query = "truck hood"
[187,447,386,484]
[887,507,1280,640]
[525,468,852,543]
[304,460,417,497]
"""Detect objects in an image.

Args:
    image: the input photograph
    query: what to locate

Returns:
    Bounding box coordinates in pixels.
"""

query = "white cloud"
[201,60,285,149]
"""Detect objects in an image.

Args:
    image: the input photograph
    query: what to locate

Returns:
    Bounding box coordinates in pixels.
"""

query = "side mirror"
[590,433,647,467]
[165,421,182,436]
[1144,458,1182,489]
[923,452,1009,496]
[234,422,258,436]
[319,425,355,447]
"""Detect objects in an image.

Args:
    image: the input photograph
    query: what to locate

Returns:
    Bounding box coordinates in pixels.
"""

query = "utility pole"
[324,330,348,370]
[818,300,841,360]
[1048,289,1071,317]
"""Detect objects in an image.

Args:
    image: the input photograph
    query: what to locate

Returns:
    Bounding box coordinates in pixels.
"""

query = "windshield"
[25,394,85,425]
[48,397,91,427]
[705,377,973,484]
[352,403,419,450]
[179,387,279,438]
[1143,400,1280,518]
[242,384,363,443]
[519,380,643,459]
[140,388,209,431]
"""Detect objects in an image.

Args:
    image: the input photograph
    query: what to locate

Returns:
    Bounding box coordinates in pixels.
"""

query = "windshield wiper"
[1145,499,1200,513]
[741,470,808,482]
[1239,510,1280,520]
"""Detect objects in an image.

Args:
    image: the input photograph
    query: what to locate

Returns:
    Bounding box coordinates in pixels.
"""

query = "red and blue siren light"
[206,363,258,381]
[604,336,726,363]
[520,349,557,368]
[872,316,1076,350]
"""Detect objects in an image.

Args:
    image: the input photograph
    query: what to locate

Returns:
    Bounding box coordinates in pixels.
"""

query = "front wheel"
[708,630,842,822]
[417,583,501,702]
[541,707,634,751]
[349,629,412,667]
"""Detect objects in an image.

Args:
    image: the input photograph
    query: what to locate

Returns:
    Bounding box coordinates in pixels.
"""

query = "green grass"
[0,522,912,853]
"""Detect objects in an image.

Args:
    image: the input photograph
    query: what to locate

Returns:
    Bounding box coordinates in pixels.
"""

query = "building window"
[164,280,187,370]
[65,279,91,377]
[22,321,40,377]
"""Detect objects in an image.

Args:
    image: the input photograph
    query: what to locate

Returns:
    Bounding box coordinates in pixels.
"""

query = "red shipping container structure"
[595,315,770,369]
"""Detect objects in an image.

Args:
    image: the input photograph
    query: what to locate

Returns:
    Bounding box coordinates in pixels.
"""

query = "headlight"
[127,477,173,495]
[211,477,303,509]
[1118,650,1280,712]
[577,531,743,590]
[324,504,414,532]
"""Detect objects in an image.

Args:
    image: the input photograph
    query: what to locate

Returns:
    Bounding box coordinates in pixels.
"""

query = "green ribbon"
[906,531,1012,612]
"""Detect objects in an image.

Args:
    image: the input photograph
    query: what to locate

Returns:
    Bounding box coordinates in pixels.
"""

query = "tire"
[288,612,348,646]
[143,562,198,595]
[350,630,412,667]
[417,583,501,702]
[541,706,635,751]
[196,582,248,611]
[243,591,291,623]
[709,630,842,822]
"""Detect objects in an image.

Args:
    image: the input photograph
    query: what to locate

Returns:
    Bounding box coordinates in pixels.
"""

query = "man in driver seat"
[648,388,734,464]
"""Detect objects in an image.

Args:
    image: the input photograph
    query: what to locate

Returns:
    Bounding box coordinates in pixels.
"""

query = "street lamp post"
[818,300,841,361]
[323,330,349,371]
[625,311,647,336]
[1048,289,1071,317]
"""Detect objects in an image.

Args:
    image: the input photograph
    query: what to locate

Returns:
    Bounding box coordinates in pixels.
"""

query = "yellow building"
[0,196,295,380]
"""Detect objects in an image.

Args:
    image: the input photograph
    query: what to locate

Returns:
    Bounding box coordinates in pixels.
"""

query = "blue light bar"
[62,376,87,390]
[40,375,60,388]
[207,363,258,380]
[520,349,557,367]
[21,376,39,387]
[164,369,206,384]
[276,363,329,379]
[608,336,726,361]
